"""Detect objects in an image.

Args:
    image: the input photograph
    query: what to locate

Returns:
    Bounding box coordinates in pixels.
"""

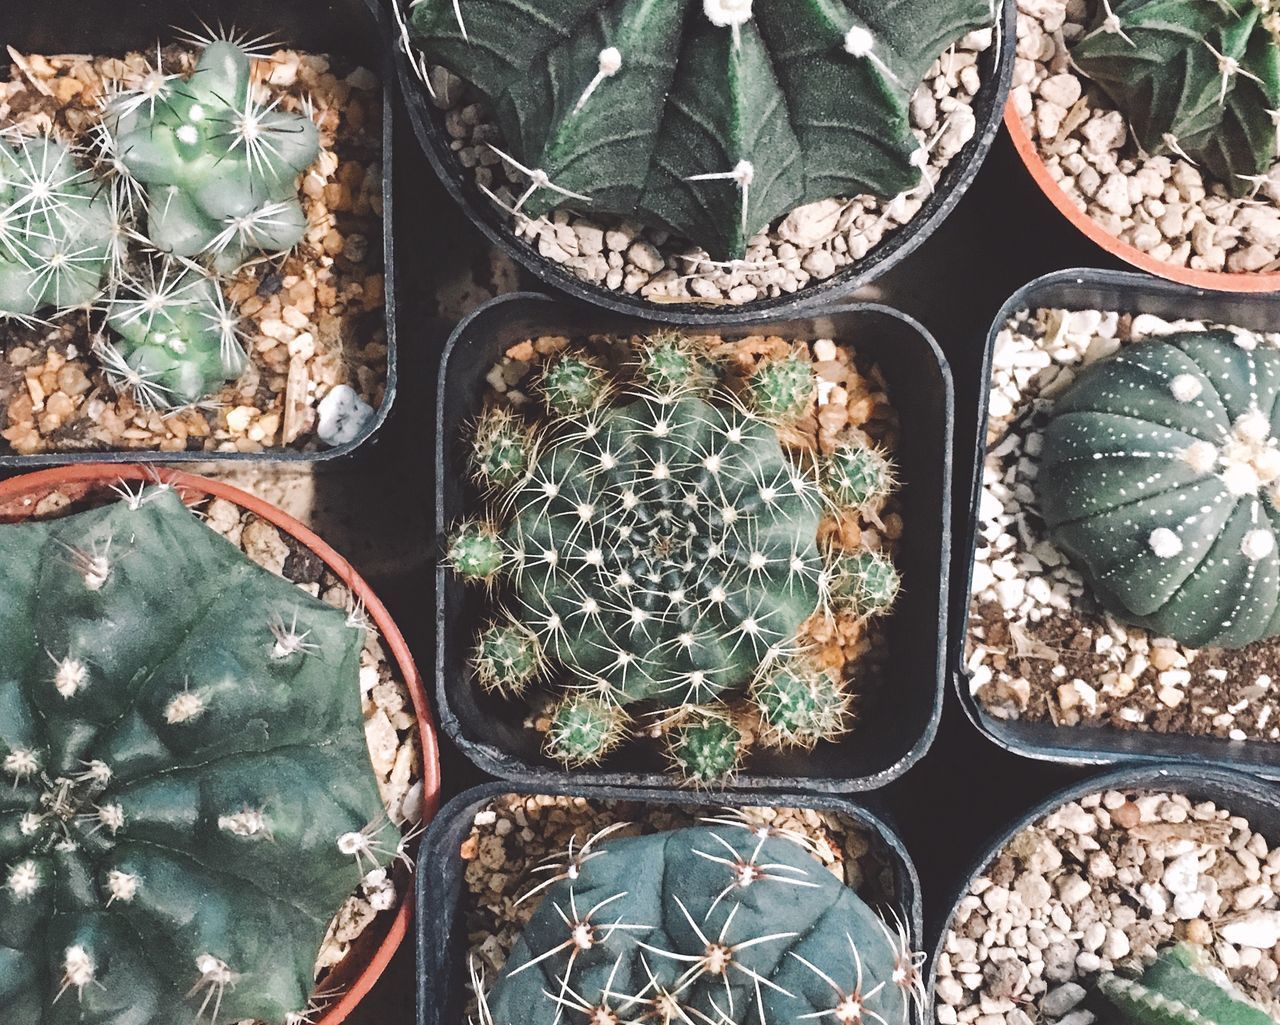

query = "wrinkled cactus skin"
[1097,943,1273,1025]
[0,488,392,1025]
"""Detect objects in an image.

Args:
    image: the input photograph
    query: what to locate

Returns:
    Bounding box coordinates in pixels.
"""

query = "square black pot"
[435,292,953,792]
[0,0,398,467]
[416,782,925,1025]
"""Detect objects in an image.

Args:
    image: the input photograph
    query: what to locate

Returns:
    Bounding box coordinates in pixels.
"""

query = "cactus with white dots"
[1096,943,1273,1025]
[0,487,394,1025]
[446,335,901,782]
[1072,0,1280,197]
[408,0,996,261]
[1037,330,1280,649]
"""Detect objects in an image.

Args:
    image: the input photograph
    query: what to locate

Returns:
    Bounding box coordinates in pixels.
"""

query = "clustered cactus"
[477,820,925,1025]
[1073,0,1280,197]
[0,486,396,1024]
[1096,943,1272,1024]
[447,334,902,783]
[1036,330,1280,649]
[409,0,996,260]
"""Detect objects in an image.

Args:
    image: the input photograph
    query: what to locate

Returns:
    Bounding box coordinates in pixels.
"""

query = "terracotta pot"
[1004,101,1280,294]
[0,464,442,1025]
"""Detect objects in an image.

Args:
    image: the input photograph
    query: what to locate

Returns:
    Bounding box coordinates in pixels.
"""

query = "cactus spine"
[1096,943,1273,1025]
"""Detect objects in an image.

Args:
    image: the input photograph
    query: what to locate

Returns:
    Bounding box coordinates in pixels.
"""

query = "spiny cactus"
[665,708,746,784]
[750,353,815,421]
[825,440,898,508]
[753,661,853,749]
[1096,943,1273,1025]
[105,39,320,272]
[477,822,925,1025]
[0,486,395,1025]
[1072,0,1280,197]
[830,549,902,618]
[447,335,902,783]
[1037,330,1280,649]
[409,0,996,260]
[0,135,117,320]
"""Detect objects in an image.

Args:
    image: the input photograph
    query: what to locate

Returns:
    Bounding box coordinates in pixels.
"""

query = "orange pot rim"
[0,464,442,1025]
[1004,99,1280,294]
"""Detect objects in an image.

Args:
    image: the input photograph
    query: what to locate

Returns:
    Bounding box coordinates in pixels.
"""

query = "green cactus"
[105,39,320,272]
[830,549,902,618]
[447,520,507,582]
[752,660,852,748]
[545,695,628,766]
[1072,0,1280,197]
[665,709,745,784]
[1036,330,1280,649]
[474,619,544,696]
[0,135,118,320]
[539,352,610,414]
[825,440,897,508]
[409,0,996,261]
[0,487,394,1025]
[638,332,712,396]
[471,407,536,490]
[479,823,924,1025]
[1096,943,1273,1025]
[750,353,815,421]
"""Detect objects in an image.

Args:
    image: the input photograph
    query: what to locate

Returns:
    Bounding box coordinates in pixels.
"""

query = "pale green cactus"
[1096,943,1273,1025]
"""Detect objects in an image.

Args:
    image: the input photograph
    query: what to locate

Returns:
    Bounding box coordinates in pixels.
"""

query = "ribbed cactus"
[0,136,117,319]
[478,823,924,1025]
[1072,0,1280,197]
[1037,330,1280,649]
[1096,943,1273,1025]
[105,39,320,272]
[0,487,394,1025]
[447,336,901,783]
[409,0,995,260]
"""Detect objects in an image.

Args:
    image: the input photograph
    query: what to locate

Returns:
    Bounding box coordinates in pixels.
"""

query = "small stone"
[316,385,374,447]
[1219,910,1280,948]
[1056,873,1091,905]
[1040,983,1086,1019]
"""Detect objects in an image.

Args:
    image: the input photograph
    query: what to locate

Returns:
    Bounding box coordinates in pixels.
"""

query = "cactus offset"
[0,487,393,1025]
[1072,0,1280,197]
[1036,330,1280,649]
[1096,943,1273,1025]
[479,823,925,1025]
[409,0,996,260]
[665,709,746,784]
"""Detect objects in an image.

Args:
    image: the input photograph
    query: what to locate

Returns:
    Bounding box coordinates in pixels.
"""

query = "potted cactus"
[395,0,1015,321]
[0,0,395,463]
[0,464,440,1025]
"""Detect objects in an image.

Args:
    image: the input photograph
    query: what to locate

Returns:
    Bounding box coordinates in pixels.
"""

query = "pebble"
[316,384,375,447]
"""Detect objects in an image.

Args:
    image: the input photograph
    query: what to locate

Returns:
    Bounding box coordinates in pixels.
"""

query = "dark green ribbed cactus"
[1037,330,1280,649]
[478,823,924,1025]
[0,487,394,1025]
[447,335,902,783]
[1096,944,1273,1025]
[1072,0,1280,197]
[408,0,996,260]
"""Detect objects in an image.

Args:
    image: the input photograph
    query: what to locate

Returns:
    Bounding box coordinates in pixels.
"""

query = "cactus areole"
[0,488,394,1024]
[409,0,996,260]
[1036,330,1280,650]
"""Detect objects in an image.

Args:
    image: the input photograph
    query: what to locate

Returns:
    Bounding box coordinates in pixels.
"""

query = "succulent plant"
[1072,0,1280,197]
[446,335,901,782]
[477,822,925,1025]
[409,0,996,260]
[1096,943,1273,1025]
[0,486,395,1025]
[105,38,320,272]
[1036,330,1280,649]
[0,135,118,320]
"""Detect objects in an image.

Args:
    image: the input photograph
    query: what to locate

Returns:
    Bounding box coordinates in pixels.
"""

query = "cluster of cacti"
[477,822,925,1025]
[1073,0,1280,197]
[447,334,902,783]
[0,487,395,1025]
[1036,330,1280,649]
[409,0,996,260]
[1096,943,1273,1024]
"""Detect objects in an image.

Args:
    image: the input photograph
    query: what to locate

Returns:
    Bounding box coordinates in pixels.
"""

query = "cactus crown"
[0,486,394,1025]
[1096,943,1273,1025]
[409,0,995,260]
[479,822,925,1025]
[1072,0,1280,197]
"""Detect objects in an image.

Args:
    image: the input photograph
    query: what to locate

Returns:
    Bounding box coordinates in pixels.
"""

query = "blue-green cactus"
[1097,943,1273,1025]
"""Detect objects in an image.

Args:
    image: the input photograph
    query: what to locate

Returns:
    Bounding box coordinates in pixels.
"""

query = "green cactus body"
[540,353,609,414]
[826,440,897,507]
[830,549,902,618]
[107,41,320,272]
[0,488,393,1024]
[753,662,852,747]
[471,408,535,490]
[750,353,816,421]
[474,619,544,696]
[1037,330,1280,649]
[483,824,921,1025]
[0,136,116,319]
[1097,943,1273,1025]
[545,695,628,765]
[447,521,507,581]
[666,709,745,784]
[1072,0,1280,197]
[409,0,994,261]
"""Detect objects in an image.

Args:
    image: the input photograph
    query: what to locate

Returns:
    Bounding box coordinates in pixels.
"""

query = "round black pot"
[954,268,1280,781]
[417,782,925,1025]
[393,1,1017,326]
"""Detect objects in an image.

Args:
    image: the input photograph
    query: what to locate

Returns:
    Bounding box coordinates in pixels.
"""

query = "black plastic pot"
[417,782,925,1025]
[0,0,398,468]
[926,764,1280,1003]
[435,292,953,792]
[954,269,1280,780]
[393,2,1017,327]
